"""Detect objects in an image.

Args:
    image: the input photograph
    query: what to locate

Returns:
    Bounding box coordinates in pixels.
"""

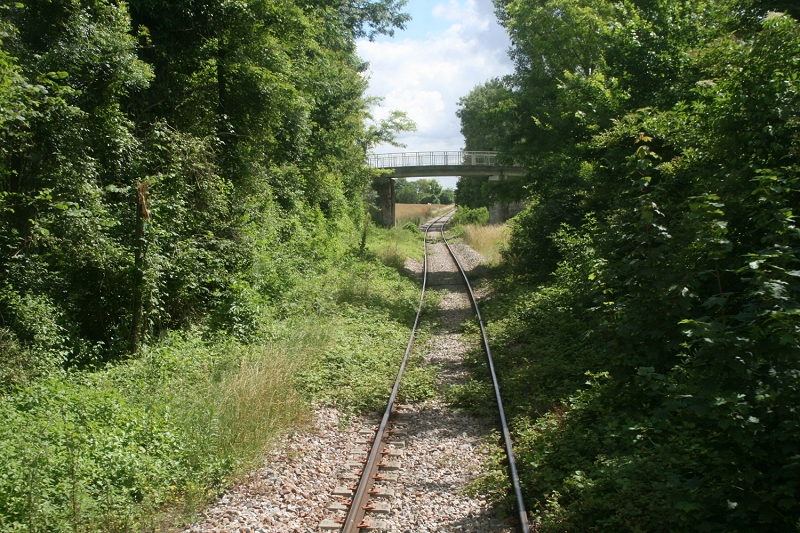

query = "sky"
[356,0,514,189]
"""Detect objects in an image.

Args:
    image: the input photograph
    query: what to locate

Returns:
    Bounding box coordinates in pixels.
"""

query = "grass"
[366,225,424,270]
[0,329,323,532]
[297,307,437,414]
[458,224,509,264]
[395,203,452,226]
[0,224,438,532]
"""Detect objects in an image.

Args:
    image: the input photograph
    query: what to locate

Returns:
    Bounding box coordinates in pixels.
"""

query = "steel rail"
[439,220,530,532]
[340,211,454,533]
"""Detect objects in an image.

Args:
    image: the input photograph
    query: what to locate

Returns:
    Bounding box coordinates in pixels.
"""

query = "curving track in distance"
[328,211,529,533]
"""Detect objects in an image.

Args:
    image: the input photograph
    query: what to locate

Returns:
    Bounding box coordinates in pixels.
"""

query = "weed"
[450,206,489,226]
[461,224,509,264]
[365,225,424,270]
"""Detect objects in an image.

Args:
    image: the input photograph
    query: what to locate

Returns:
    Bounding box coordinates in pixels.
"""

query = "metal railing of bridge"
[367,151,499,168]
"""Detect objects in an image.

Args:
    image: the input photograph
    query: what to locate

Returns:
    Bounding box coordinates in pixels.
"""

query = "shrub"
[450,205,489,226]
[402,221,422,235]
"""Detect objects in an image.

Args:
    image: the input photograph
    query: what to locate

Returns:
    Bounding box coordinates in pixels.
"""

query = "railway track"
[318,211,529,532]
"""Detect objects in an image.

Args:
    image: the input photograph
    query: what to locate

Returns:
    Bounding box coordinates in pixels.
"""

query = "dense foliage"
[0,246,436,530]
[458,1,800,531]
[0,0,410,372]
[0,0,429,529]
[454,79,513,208]
[453,175,490,208]
[450,205,489,227]
[394,177,454,204]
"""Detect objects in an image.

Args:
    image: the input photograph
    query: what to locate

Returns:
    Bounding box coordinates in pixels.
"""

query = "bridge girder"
[372,165,526,179]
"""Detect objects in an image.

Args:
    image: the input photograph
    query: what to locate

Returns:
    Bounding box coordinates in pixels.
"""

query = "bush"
[462,11,800,532]
[450,205,489,226]
[402,221,422,235]
[0,330,313,531]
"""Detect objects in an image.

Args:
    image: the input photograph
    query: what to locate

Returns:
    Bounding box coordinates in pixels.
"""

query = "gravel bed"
[182,239,516,533]
[183,408,367,533]
[384,242,514,533]
[448,242,485,273]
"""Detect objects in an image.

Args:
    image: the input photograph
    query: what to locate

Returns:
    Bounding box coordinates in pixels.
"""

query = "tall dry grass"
[461,224,509,264]
[217,345,309,458]
[217,321,339,459]
[395,203,451,226]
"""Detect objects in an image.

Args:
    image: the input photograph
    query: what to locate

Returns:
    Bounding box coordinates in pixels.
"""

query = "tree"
[305,0,411,40]
[460,1,800,530]
[1,0,152,363]
[394,178,446,203]
[0,0,415,364]
[457,78,517,153]
[363,105,417,150]
[454,176,490,208]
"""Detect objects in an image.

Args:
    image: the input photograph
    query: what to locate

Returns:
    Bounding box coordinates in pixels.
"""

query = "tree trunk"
[130,182,149,354]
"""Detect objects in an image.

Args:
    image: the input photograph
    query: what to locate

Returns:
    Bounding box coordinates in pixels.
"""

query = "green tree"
[417,178,442,203]
[394,178,417,203]
[1,0,152,363]
[460,1,800,530]
[457,78,516,153]
[454,176,490,208]
[394,178,445,203]
[0,0,413,364]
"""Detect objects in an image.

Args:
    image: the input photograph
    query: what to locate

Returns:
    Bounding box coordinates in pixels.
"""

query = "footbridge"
[367,151,526,227]
[367,151,525,178]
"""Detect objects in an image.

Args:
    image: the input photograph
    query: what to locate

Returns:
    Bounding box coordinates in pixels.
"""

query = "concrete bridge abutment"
[370,176,395,228]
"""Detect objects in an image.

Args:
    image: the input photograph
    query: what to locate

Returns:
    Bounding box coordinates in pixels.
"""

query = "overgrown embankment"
[0,0,421,529]
[456,3,800,532]
[0,223,437,531]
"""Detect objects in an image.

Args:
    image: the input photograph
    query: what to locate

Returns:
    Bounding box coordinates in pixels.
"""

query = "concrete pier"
[370,177,395,227]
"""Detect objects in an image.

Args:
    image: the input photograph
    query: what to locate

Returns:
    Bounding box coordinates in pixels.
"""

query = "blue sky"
[376,1,467,42]
[357,0,514,189]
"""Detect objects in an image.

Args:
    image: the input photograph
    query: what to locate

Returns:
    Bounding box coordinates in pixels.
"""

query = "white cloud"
[357,0,513,156]
[433,0,488,29]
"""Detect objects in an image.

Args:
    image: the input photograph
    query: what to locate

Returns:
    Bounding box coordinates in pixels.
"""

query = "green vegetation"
[454,175,491,209]
[364,224,425,270]
[0,0,413,368]
[458,1,800,531]
[0,0,438,530]
[0,332,310,531]
[0,231,437,531]
[395,178,454,204]
[450,205,490,227]
[458,224,509,265]
[454,78,514,209]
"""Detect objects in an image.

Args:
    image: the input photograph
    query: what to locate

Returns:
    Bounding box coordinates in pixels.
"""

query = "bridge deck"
[368,151,525,178]
[380,165,526,178]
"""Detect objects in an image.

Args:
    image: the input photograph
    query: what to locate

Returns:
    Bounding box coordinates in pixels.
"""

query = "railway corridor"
[380,240,515,532]
[183,230,516,533]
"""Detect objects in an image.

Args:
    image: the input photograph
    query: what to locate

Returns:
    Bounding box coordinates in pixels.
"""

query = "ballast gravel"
[183,240,517,533]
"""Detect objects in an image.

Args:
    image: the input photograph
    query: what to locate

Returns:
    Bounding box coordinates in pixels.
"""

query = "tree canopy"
[394,178,453,204]
[0,0,410,369]
[459,1,800,530]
